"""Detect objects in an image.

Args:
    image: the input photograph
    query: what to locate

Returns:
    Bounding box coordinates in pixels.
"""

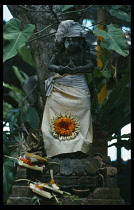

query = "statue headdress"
[55,20,87,43]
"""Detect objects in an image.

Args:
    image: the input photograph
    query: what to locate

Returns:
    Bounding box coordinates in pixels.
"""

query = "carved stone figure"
[41,20,94,158]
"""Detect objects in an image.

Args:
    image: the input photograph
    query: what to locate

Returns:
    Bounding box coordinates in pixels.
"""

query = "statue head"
[55,20,88,53]
[55,20,87,43]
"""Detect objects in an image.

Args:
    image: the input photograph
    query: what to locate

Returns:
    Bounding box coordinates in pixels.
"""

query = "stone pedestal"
[7,131,125,205]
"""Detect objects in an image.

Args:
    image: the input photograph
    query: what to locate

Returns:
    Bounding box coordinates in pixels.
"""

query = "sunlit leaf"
[93,24,129,56]
[3,18,35,62]
[109,8,131,23]
[61,5,74,12]
[13,66,25,85]
[103,69,112,79]
[3,82,25,95]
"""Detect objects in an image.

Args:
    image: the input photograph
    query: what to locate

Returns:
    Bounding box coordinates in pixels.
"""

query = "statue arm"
[74,60,94,73]
[48,54,66,75]
[65,59,94,74]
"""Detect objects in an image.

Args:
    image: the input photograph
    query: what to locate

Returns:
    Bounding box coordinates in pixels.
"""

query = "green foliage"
[3,82,25,95]
[3,98,40,204]
[6,108,20,133]
[99,62,131,135]
[93,24,129,57]
[3,133,19,204]
[109,8,131,23]
[61,5,74,12]
[20,107,40,129]
[3,18,35,62]
[3,82,26,107]
[13,65,28,85]
[3,69,40,203]
[3,101,13,117]
[95,5,131,24]
[106,5,131,23]
[18,46,36,68]
[32,196,42,205]
[3,159,16,203]
[3,7,131,203]
[4,105,40,132]
[3,133,12,156]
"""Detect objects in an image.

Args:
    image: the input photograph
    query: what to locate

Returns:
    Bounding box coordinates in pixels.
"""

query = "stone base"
[6,130,125,205]
[7,195,124,205]
[60,198,124,205]
[7,196,34,205]
[26,154,103,190]
[7,183,125,205]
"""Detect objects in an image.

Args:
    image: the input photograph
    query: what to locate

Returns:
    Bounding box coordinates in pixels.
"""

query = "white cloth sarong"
[41,73,93,157]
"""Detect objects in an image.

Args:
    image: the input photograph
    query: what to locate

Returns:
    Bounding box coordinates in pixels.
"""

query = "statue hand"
[56,66,66,75]
[68,60,76,69]
[64,66,77,74]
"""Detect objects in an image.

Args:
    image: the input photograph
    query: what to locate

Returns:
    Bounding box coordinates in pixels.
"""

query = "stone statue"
[7,21,124,205]
[41,20,94,158]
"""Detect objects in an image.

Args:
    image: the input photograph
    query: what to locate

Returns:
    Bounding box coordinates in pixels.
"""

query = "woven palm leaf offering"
[29,169,70,201]
[30,180,70,202]
[5,152,58,173]
[18,152,48,172]
[30,181,61,199]
[15,178,70,202]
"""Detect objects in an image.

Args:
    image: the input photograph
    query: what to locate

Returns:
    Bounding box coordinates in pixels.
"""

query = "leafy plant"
[3,159,16,204]
[32,195,42,205]
[13,65,29,85]
[100,61,130,135]
[61,5,74,12]
[3,18,35,62]
[3,6,131,204]
[18,46,36,69]
[3,72,40,204]
[93,24,129,57]
[3,101,13,118]
[3,133,19,204]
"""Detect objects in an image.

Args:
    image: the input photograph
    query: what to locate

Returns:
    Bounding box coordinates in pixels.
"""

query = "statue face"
[64,37,81,52]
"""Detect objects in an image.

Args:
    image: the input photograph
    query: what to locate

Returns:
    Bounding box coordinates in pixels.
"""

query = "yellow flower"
[35,184,44,190]
[49,179,55,184]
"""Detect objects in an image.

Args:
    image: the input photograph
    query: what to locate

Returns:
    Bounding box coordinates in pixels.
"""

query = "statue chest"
[58,52,84,67]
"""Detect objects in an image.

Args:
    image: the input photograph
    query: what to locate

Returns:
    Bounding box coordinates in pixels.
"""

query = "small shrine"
[7,20,124,205]
[7,128,124,205]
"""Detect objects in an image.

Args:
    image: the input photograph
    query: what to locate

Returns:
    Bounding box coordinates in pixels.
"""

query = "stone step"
[12,185,35,197]
[92,187,120,199]
[7,196,124,205]
[7,196,34,205]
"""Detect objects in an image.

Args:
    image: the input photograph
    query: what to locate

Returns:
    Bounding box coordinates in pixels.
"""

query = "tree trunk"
[7,5,81,119]
[7,5,62,117]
